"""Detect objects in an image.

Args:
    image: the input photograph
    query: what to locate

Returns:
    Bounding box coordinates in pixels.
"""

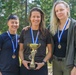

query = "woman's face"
[30,11,41,26]
[55,3,69,20]
[7,19,19,32]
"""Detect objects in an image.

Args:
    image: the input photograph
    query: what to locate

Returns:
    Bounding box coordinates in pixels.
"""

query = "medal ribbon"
[58,19,69,43]
[30,28,39,43]
[7,31,18,55]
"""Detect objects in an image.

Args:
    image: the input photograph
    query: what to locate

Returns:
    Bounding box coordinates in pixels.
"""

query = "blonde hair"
[50,0,70,35]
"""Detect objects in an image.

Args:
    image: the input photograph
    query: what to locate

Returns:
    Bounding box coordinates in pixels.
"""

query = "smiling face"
[30,11,41,27]
[7,19,19,33]
[55,3,69,20]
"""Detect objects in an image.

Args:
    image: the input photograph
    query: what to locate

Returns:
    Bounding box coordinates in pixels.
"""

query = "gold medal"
[12,55,16,59]
[58,44,61,49]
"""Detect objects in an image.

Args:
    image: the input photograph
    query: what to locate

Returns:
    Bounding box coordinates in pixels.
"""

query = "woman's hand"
[23,26,30,31]
[71,66,76,75]
[35,62,45,70]
[22,60,30,70]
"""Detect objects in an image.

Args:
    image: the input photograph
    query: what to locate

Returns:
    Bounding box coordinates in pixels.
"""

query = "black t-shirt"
[0,32,20,73]
[20,28,52,62]
[53,29,68,57]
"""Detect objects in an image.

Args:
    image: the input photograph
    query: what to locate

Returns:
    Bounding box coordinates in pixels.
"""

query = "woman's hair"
[28,7,46,36]
[8,14,19,21]
[50,0,70,35]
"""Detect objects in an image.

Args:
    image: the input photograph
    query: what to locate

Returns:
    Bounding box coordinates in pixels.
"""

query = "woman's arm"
[19,43,24,62]
[0,72,2,75]
[71,24,76,75]
[19,43,30,69]
[43,44,52,63]
[35,44,52,70]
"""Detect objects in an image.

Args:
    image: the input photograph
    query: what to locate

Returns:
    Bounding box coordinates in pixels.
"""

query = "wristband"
[42,60,46,65]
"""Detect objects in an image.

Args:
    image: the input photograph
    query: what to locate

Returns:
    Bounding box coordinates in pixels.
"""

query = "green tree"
[0,0,76,34]
[28,0,53,27]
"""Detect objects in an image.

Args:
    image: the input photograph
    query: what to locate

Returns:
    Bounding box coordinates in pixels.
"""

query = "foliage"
[28,0,53,27]
[0,0,76,34]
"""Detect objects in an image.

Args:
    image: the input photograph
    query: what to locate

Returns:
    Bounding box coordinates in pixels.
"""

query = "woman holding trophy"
[19,7,52,75]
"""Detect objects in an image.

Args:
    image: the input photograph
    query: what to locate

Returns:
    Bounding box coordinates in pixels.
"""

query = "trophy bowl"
[27,43,41,69]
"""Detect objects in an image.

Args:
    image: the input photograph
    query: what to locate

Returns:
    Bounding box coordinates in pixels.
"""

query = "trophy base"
[28,63,37,70]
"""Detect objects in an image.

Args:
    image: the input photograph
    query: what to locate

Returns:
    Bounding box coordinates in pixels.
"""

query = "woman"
[50,1,76,75]
[19,7,52,75]
[0,14,20,75]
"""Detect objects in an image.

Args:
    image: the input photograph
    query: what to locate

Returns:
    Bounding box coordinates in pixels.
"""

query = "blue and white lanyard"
[30,28,39,43]
[58,19,69,43]
[7,31,18,54]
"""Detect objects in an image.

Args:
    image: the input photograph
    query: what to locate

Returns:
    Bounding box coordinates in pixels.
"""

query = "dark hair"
[29,7,46,36]
[8,14,19,21]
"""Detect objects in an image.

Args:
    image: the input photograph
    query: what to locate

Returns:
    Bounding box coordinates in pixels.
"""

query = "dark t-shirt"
[0,32,20,73]
[20,28,52,62]
[53,29,68,57]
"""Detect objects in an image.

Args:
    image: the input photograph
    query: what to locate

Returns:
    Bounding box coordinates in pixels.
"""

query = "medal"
[12,54,16,59]
[7,31,18,59]
[57,18,69,49]
[58,44,61,49]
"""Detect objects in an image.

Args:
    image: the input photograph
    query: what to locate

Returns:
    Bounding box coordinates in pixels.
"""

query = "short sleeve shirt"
[0,32,20,73]
[20,28,52,62]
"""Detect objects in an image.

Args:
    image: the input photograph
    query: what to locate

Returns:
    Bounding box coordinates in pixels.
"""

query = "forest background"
[0,0,76,34]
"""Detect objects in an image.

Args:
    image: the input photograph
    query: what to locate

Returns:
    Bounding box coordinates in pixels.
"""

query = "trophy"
[27,43,41,69]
